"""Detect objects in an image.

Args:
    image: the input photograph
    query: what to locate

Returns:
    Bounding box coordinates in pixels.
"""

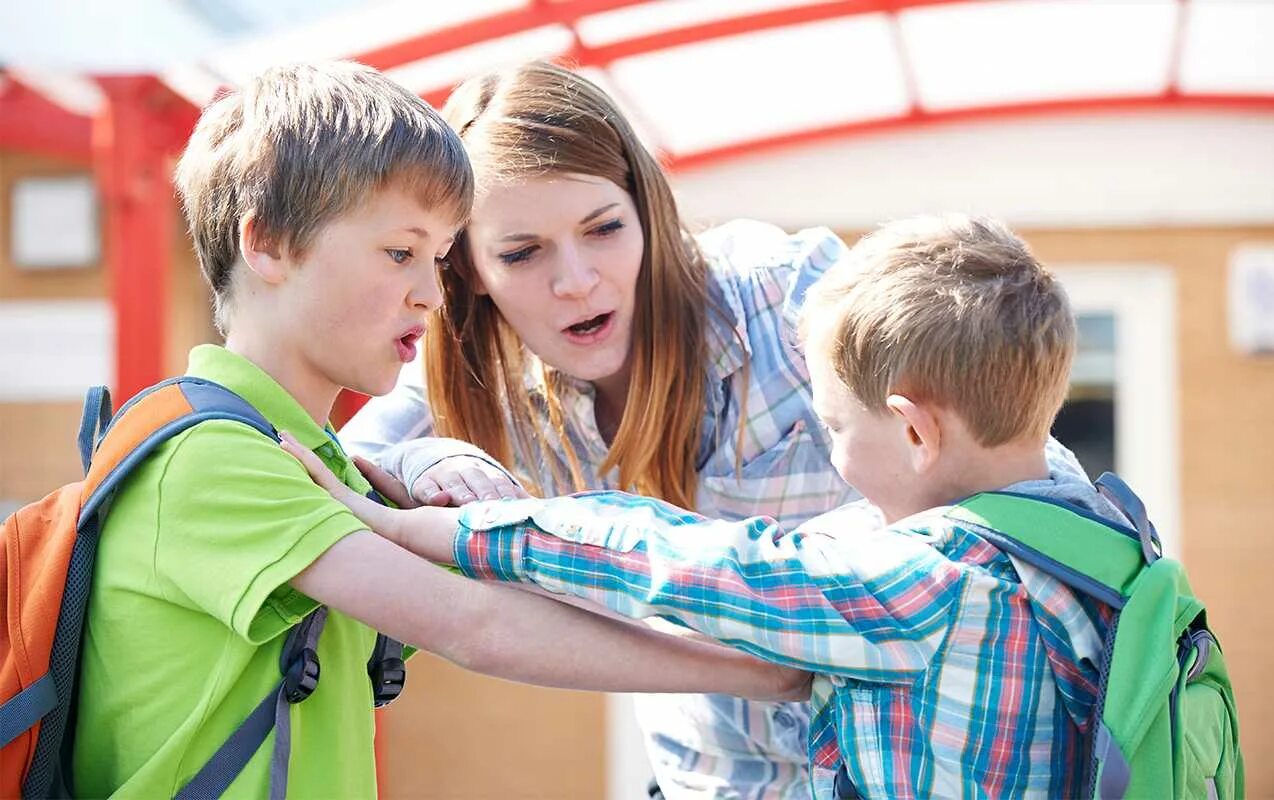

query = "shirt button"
[773,710,795,728]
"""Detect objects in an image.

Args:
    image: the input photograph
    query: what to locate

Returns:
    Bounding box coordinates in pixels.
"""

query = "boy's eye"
[498,244,538,265]
[590,219,625,237]
[385,248,413,265]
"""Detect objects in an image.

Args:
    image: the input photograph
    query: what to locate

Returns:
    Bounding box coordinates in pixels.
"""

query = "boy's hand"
[280,431,398,536]
[411,455,529,506]
[353,456,419,508]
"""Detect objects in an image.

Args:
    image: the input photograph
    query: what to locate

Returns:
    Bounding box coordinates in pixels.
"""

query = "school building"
[2,1,1272,797]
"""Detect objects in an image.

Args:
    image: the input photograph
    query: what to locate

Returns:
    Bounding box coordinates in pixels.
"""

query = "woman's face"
[464,173,645,394]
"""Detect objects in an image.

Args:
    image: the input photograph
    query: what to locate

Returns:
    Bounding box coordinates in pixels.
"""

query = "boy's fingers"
[280,432,336,484]
[354,456,417,508]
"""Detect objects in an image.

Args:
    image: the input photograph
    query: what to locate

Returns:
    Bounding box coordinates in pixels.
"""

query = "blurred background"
[2,0,1272,797]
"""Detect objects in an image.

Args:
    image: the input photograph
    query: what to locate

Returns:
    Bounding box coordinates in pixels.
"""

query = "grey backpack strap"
[367,634,406,708]
[362,489,407,709]
[175,607,328,800]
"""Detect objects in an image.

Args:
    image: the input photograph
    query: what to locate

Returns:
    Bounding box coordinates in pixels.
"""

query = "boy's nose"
[410,262,445,311]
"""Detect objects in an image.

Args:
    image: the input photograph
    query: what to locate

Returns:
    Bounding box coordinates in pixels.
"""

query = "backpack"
[945,473,1244,800]
[1,377,406,799]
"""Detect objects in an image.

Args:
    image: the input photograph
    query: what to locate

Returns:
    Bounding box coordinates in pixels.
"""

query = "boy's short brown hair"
[802,214,1075,446]
[175,61,473,331]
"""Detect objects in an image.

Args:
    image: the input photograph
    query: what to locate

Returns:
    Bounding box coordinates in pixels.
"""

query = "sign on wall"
[11,175,100,270]
[1229,245,1274,355]
[0,300,113,400]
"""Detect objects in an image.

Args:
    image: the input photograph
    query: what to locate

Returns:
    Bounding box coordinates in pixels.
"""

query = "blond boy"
[70,62,807,799]
[289,214,1123,798]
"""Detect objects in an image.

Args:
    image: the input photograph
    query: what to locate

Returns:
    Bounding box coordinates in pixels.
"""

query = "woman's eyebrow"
[580,203,620,224]
[497,203,622,242]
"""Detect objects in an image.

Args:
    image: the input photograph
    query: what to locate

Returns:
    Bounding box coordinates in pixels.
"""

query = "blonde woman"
[342,61,858,799]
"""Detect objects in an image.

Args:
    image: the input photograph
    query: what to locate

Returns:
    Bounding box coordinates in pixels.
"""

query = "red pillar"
[94,77,193,404]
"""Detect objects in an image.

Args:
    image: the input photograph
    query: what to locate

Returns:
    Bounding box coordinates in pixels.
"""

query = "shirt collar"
[184,344,335,452]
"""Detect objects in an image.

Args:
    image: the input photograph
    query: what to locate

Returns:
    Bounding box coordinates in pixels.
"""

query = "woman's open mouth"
[563,312,614,344]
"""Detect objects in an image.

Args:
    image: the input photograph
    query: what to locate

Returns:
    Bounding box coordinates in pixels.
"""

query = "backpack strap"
[945,478,1151,609]
[79,377,276,525]
[81,379,406,796]
[946,475,1173,800]
[174,608,327,800]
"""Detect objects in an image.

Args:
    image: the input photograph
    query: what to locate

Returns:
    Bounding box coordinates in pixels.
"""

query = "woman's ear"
[886,394,941,474]
[239,212,288,285]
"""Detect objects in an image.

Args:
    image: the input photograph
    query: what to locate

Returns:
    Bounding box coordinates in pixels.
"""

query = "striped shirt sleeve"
[454,492,964,683]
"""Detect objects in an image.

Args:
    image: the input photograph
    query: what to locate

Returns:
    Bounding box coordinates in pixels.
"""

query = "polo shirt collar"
[185,344,335,452]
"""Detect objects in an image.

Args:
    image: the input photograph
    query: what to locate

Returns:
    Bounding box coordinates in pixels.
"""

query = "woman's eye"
[590,219,625,237]
[385,248,412,265]
[499,245,538,265]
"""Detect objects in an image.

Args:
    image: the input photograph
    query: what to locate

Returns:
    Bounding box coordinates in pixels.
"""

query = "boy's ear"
[239,212,289,285]
[886,394,941,473]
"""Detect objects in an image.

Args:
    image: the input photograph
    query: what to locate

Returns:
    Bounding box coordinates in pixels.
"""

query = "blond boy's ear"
[239,212,288,285]
[886,394,941,474]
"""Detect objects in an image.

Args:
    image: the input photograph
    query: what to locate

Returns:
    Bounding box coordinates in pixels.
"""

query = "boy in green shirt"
[71,62,806,799]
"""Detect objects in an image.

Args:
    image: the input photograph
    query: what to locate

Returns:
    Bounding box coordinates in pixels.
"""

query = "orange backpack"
[2,378,405,799]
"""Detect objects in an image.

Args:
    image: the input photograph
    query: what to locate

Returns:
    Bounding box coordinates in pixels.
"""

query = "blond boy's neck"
[889,439,1051,524]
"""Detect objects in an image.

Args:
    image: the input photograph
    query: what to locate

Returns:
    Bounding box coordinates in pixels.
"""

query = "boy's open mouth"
[395,329,423,362]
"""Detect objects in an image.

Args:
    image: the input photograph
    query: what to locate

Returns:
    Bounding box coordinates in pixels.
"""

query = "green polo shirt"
[73,345,381,799]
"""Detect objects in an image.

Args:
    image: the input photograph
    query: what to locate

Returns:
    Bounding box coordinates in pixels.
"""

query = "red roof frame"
[3,0,1273,404]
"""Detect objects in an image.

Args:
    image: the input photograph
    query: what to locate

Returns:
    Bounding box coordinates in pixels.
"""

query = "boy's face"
[274,185,457,398]
[807,328,914,522]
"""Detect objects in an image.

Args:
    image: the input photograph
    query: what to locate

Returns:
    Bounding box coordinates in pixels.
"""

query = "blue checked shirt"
[449,471,1117,799]
[341,221,861,799]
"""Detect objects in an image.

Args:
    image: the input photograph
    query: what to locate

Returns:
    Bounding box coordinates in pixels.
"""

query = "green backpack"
[947,473,1244,800]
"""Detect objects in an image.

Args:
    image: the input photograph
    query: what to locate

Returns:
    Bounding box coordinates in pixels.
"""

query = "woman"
[342,61,859,799]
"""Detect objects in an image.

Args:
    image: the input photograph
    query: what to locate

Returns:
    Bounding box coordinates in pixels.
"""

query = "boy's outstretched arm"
[283,438,962,684]
[288,527,809,701]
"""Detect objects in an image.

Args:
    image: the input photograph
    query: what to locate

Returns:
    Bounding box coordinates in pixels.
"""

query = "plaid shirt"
[452,489,1113,799]
[342,220,860,799]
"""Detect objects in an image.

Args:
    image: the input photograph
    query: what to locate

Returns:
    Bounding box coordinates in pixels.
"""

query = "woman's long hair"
[425,61,712,508]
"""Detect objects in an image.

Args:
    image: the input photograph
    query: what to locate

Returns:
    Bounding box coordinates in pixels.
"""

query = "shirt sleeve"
[151,421,368,644]
[453,492,963,683]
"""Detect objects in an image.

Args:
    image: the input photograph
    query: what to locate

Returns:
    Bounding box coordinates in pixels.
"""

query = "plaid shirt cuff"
[454,501,531,582]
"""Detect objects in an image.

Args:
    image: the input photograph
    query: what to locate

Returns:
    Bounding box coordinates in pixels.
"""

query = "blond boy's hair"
[803,214,1075,446]
[175,61,473,331]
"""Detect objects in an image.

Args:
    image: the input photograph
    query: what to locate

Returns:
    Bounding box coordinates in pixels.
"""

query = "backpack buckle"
[283,647,321,703]
[369,656,406,708]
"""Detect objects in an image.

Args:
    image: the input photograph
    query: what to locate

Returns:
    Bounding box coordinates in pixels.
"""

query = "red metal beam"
[664,93,1274,172]
[352,0,645,71]
[95,76,196,403]
[574,0,970,67]
[0,76,92,162]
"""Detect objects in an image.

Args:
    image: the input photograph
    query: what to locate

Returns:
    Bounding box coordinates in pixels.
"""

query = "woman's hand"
[410,455,529,506]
